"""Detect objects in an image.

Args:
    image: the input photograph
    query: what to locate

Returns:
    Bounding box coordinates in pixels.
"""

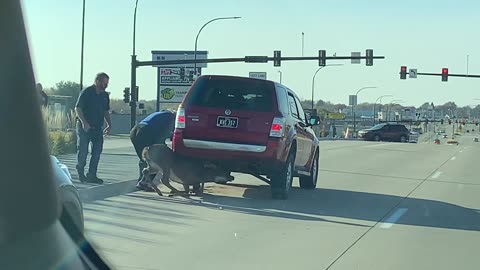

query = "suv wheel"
[400,135,407,143]
[299,152,318,189]
[271,152,294,200]
[374,135,381,141]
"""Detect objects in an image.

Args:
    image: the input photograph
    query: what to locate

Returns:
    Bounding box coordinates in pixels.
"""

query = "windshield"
[186,76,275,112]
[369,124,385,130]
[18,1,480,270]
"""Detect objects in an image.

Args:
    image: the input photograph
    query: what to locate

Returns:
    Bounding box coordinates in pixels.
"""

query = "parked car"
[409,131,419,143]
[50,156,84,233]
[358,123,410,142]
[172,75,321,199]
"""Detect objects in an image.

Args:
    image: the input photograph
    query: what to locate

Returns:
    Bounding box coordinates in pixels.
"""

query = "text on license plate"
[217,116,238,128]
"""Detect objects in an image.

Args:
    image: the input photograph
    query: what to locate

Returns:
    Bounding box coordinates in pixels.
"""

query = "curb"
[79,179,138,203]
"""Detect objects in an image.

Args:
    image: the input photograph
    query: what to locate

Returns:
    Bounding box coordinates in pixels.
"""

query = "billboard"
[159,85,191,103]
[160,67,197,86]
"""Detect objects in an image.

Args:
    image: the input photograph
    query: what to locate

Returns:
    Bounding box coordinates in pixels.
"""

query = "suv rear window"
[185,77,274,112]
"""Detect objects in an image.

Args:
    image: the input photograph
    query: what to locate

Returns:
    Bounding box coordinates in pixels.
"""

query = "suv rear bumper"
[183,139,267,153]
[173,133,288,175]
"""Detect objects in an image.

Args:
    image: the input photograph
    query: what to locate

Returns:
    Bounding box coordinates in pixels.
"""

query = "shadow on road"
[204,184,480,232]
[119,183,480,232]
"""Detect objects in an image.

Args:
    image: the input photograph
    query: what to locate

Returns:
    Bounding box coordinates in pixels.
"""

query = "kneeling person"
[130,110,175,191]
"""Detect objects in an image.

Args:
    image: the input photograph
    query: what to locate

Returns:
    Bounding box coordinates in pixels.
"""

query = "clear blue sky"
[22,0,480,107]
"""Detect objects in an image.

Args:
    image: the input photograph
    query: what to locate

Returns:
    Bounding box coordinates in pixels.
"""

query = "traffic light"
[319,50,326,66]
[400,66,407,79]
[123,87,130,103]
[180,68,185,79]
[274,50,281,67]
[138,103,145,109]
[366,49,373,66]
[441,68,448,82]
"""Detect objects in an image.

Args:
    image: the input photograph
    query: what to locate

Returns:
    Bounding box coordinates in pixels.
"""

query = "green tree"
[47,81,81,112]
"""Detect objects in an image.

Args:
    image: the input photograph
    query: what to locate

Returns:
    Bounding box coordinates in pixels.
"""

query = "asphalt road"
[82,133,480,270]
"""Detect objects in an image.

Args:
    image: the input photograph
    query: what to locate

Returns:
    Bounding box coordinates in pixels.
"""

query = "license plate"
[217,116,238,128]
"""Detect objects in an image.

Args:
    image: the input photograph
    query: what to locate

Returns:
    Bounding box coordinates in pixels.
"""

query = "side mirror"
[309,116,320,126]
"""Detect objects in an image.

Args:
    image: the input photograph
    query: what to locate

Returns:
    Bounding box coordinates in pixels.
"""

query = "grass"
[42,107,77,155]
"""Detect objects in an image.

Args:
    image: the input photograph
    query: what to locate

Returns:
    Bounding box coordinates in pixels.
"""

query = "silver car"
[50,155,84,233]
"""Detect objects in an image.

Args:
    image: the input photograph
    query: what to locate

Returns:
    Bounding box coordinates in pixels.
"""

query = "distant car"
[474,138,479,142]
[409,131,419,143]
[443,134,448,138]
[358,123,410,142]
[50,156,84,233]
[172,75,321,199]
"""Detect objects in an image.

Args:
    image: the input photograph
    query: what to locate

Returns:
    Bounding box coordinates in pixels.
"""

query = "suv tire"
[400,135,407,143]
[374,135,381,141]
[271,152,295,200]
[299,151,318,189]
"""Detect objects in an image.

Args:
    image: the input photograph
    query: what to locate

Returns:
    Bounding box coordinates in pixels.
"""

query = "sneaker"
[76,166,87,183]
[136,182,155,192]
[86,174,104,184]
[78,174,87,183]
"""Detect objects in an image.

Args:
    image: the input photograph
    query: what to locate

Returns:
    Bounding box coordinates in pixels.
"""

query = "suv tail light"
[269,117,286,137]
[176,107,186,129]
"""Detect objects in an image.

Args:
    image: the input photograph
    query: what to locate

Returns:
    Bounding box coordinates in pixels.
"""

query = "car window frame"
[287,92,300,120]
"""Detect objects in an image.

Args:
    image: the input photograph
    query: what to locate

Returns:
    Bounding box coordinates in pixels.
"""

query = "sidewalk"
[58,137,140,202]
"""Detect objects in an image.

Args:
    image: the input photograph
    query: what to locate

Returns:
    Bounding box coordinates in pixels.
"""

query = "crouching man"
[130,110,175,191]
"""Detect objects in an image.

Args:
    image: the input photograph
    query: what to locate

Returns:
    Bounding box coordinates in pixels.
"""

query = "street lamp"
[352,86,377,135]
[278,70,282,83]
[373,94,393,125]
[311,64,343,109]
[194,16,241,75]
[80,0,86,91]
[130,0,140,128]
[387,100,404,121]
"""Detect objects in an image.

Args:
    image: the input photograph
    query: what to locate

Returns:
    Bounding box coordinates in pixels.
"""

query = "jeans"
[76,121,104,177]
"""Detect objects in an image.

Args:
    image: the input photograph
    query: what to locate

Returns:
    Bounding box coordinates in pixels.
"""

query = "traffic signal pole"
[130,52,386,128]
[130,54,137,128]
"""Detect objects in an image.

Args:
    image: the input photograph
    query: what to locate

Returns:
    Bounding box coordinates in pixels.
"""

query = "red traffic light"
[441,67,448,82]
[400,66,407,79]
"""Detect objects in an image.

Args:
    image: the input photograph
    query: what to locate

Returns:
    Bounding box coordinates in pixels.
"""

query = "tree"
[47,81,81,112]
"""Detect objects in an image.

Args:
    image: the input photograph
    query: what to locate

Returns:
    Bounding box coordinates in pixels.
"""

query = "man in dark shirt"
[75,72,112,184]
[36,83,48,107]
[130,110,175,191]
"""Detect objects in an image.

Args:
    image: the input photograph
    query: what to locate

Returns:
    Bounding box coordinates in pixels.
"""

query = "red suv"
[172,75,320,199]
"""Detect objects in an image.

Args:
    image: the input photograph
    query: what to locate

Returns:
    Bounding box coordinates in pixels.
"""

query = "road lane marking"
[451,157,457,161]
[380,208,408,229]
[362,143,392,148]
[431,171,442,179]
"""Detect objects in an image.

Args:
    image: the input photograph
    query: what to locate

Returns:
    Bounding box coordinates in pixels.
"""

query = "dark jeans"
[76,121,104,177]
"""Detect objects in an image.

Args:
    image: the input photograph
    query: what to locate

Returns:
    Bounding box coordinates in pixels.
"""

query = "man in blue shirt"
[130,110,176,191]
[75,72,111,184]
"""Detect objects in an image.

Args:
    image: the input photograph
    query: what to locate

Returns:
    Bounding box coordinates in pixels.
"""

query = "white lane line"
[451,157,457,161]
[380,208,408,229]
[431,171,443,179]
[363,143,392,148]
[459,150,463,153]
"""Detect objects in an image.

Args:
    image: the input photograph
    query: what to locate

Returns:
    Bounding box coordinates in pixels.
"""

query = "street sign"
[351,52,361,64]
[327,112,346,120]
[409,69,417,78]
[349,95,357,106]
[249,72,267,80]
[151,50,208,68]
